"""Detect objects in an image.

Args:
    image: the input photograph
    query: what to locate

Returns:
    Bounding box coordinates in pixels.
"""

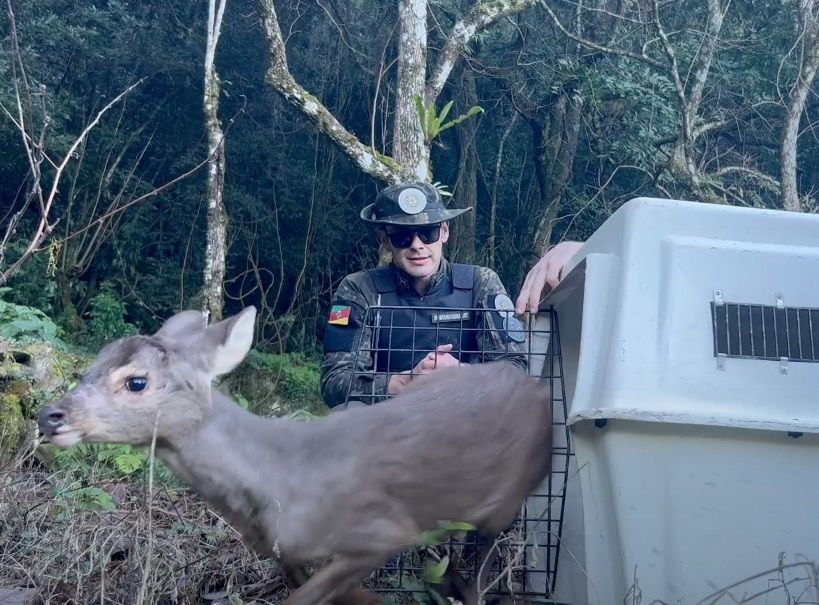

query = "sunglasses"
[385,225,441,249]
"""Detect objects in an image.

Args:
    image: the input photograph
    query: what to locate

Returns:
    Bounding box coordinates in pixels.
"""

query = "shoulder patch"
[323,299,364,353]
[493,293,514,311]
[328,305,351,325]
[493,293,526,343]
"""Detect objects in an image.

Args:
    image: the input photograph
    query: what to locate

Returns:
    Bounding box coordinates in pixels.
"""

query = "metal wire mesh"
[344,306,571,601]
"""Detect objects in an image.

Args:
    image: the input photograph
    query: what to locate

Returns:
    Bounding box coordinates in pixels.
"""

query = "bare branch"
[55,129,223,247]
[425,0,538,105]
[692,101,781,139]
[712,166,780,191]
[685,0,729,121]
[0,59,144,285]
[650,0,687,114]
[537,0,663,68]
[257,0,400,184]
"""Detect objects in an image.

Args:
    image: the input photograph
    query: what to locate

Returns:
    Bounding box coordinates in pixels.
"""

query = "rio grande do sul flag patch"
[328,305,351,326]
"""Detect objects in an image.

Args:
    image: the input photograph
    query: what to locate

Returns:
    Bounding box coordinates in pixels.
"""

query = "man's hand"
[515,241,583,315]
[387,344,460,395]
[414,344,460,373]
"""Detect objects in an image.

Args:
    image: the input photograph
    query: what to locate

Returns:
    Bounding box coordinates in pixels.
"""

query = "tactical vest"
[366,264,478,373]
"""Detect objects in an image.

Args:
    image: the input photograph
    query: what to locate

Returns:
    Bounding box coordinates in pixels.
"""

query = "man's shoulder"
[452,263,501,285]
[339,268,375,285]
[463,265,508,300]
[449,262,496,273]
[334,269,382,302]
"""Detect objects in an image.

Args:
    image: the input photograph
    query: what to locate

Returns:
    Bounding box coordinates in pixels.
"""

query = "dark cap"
[360,182,472,226]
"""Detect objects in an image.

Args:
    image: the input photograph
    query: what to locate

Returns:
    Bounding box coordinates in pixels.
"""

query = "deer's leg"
[283,556,382,605]
[281,563,310,589]
[463,534,503,605]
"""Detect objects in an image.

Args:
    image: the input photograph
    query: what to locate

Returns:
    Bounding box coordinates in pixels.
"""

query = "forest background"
[2,0,818,357]
[1,1,819,601]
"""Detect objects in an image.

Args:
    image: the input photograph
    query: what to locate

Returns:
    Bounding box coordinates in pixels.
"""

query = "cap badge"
[397,187,427,215]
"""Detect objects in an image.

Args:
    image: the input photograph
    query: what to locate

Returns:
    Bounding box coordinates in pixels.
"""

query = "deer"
[37,307,552,605]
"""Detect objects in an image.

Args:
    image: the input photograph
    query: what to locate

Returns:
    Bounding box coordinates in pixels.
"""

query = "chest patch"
[430,310,471,323]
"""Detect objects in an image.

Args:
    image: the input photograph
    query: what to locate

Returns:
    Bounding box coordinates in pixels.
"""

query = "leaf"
[417,528,447,545]
[414,94,427,137]
[438,105,484,134]
[424,556,449,584]
[8,319,42,333]
[426,101,438,141]
[416,520,475,546]
[436,100,454,126]
[438,520,475,532]
[114,452,143,475]
[57,487,116,511]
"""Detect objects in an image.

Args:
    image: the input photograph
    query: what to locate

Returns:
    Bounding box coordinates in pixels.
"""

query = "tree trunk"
[450,69,478,263]
[393,0,429,181]
[487,114,517,269]
[203,0,228,321]
[781,0,819,212]
[527,88,583,255]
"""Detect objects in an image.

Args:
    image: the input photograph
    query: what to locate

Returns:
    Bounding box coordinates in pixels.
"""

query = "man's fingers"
[515,265,543,314]
[435,344,453,352]
[525,265,548,314]
[545,262,562,288]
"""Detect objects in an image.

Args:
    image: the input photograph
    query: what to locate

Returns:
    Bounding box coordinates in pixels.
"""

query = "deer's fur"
[38,307,552,605]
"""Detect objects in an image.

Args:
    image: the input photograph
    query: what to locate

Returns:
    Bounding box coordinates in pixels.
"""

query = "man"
[321,181,527,410]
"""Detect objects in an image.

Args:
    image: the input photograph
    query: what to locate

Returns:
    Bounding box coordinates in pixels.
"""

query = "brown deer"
[38,307,552,605]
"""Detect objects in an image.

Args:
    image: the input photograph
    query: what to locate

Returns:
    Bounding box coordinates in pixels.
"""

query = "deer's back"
[311,362,552,545]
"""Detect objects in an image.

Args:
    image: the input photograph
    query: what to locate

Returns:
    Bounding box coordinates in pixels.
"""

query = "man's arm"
[320,275,390,409]
[473,266,528,371]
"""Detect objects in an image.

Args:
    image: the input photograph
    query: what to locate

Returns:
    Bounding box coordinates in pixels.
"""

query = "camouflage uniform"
[320,182,527,410]
[321,260,527,409]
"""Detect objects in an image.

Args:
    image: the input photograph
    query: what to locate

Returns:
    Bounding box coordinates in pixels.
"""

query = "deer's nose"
[38,406,65,436]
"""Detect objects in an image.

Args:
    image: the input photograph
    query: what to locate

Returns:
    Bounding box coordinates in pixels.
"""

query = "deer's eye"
[126,376,148,392]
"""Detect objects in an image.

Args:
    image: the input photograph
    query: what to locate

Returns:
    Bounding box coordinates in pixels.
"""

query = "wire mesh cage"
[343,305,572,602]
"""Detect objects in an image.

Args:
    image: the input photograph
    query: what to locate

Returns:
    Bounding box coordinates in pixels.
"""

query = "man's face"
[381,222,450,280]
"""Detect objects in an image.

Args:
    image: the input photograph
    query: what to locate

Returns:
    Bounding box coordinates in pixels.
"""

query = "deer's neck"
[156,389,299,549]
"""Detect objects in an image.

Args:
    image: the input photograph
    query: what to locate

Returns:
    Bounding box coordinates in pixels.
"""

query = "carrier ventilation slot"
[711,301,819,362]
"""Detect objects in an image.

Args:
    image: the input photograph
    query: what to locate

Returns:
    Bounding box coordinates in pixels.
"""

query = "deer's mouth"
[50,426,83,447]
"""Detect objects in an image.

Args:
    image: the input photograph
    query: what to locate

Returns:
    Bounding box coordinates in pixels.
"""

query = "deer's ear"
[156,310,207,341]
[204,306,257,376]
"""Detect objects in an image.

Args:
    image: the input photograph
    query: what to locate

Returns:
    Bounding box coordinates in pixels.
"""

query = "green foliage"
[414,95,484,143]
[84,290,137,349]
[48,443,177,484]
[0,288,64,347]
[3,0,818,378]
[286,408,322,421]
[423,555,450,585]
[227,350,325,416]
[431,181,453,198]
[416,520,476,546]
[53,486,116,512]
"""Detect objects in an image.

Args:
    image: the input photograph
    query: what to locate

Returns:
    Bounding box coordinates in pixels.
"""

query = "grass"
[0,450,288,605]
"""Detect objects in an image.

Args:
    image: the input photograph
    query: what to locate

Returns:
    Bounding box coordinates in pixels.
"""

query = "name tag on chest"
[430,310,471,323]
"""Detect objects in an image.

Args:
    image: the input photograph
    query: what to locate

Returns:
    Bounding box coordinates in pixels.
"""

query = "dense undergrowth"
[0,296,323,603]
[0,460,288,605]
